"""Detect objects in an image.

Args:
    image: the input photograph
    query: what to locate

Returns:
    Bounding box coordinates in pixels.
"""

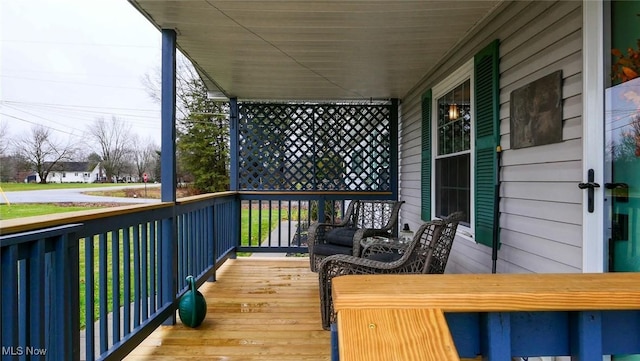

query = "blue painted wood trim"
[207,206,216,282]
[0,224,83,246]
[2,245,19,352]
[570,311,603,361]
[52,234,67,359]
[237,193,395,201]
[230,97,239,191]
[161,28,177,202]
[331,323,339,361]
[602,310,640,354]
[229,98,241,253]
[28,240,46,354]
[141,226,149,320]
[84,236,95,360]
[161,217,177,325]
[111,230,121,345]
[510,312,568,356]
[19,257,27,353]
[68,233,81,360]
[133,227,141,328]
[389,98,399,200]
[123,231,132,337]
[445,313,480,357]
[99,233,108,354]
[444,310,640,359]
[149,223,157,313]
[99,302,177,361]
[159,29,180,326]
[51,232,79,359]
[483,312,511,360]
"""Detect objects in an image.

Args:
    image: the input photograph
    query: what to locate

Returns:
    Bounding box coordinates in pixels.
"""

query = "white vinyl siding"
[399,0,583,274]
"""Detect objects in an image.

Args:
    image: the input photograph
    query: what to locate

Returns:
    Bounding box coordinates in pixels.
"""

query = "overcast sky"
[0,0,163,149]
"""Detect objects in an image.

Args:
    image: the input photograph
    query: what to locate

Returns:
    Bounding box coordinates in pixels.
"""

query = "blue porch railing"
[0,191,388,360]
[236,192,394,254]
[0,192,238,361]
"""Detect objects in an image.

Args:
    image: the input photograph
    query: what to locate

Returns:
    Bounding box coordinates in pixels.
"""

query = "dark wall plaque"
[510,70,563,149]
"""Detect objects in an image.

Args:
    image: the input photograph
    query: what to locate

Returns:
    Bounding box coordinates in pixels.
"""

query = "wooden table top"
[332,272,640,312]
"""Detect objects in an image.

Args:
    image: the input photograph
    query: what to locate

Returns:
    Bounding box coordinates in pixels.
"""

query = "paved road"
[1,184,161,204]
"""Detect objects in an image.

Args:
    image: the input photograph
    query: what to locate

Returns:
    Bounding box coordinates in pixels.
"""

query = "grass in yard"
[240,204,310,247]
[0,203,109,220]
[79,230,154,330]
[241,208,283,247]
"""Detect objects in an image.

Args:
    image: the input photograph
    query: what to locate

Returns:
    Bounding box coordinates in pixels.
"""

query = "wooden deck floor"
[125,257,331,361]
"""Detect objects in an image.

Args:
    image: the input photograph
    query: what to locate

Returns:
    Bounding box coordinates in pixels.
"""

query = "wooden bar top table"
[332,273,640,361]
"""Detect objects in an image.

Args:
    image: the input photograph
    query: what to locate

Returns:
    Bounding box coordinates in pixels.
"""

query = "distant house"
[26,162,103,183]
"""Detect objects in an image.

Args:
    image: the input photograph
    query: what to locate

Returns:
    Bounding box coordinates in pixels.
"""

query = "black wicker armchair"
[307,200,404,272]
[317,211,463,330]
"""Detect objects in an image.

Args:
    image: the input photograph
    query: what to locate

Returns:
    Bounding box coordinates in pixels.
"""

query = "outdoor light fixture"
[449,104,459,120]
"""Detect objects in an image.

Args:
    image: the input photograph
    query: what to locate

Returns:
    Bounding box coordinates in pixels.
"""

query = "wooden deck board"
[332,273,640,312]
[125,257,331,361]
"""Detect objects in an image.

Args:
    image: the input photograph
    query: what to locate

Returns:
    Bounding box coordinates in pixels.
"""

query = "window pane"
[437,80,471,155]
[435,154,470,225]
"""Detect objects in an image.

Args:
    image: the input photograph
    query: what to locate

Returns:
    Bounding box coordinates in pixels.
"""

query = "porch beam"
[161,28,177,202]
[160,28,178,326]
[229,97,239,191]
[390,98,399,200]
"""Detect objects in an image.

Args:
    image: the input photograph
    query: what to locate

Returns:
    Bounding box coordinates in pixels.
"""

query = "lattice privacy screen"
[238,102,392,191]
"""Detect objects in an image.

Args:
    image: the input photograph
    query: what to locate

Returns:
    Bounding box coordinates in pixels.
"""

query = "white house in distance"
[26,162,103,184]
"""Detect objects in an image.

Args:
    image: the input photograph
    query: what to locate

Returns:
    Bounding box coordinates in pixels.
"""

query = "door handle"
[578,169,600,213]
[578,182,600,189]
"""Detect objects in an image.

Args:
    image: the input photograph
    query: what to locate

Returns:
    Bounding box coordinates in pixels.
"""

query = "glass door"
[606,1,640,272]
[605,2,640,359]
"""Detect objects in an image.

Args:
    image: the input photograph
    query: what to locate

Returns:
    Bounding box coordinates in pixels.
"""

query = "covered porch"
[2,0,640,360]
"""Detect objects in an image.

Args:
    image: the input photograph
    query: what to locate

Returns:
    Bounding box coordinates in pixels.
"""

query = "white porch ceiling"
[129,1,502,101]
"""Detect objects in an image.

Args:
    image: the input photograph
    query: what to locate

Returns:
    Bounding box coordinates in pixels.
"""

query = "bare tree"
[13,125,77,184]
[142,52,206,120]
[131,135,159,181]
[0,120,9,156]
[87,116,134,182]
[0,121,13,182]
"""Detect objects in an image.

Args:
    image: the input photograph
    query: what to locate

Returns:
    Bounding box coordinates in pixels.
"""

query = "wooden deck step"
[125,257,331,361]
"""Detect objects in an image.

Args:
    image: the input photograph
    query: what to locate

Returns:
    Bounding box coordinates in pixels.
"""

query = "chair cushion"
[365,251,402,262]
[313,243,353,257]
[325,227,358,247]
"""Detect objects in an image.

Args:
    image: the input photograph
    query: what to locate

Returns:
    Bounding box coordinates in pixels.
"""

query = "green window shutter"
[474,39,500,248]
[421,89,432,221]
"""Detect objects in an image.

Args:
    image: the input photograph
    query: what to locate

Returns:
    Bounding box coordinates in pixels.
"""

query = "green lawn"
[240,205,310,247]
[0,203,105,220]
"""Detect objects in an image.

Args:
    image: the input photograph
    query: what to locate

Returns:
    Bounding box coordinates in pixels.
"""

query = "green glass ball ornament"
[178,275,207,328]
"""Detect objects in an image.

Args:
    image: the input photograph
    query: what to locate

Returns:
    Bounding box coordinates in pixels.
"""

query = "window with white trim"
[421,39,499,247]
[434,78,472,227]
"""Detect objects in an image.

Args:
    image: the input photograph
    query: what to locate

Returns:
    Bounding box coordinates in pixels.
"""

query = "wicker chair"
[307,200,404,272]
[317,211,463,330]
